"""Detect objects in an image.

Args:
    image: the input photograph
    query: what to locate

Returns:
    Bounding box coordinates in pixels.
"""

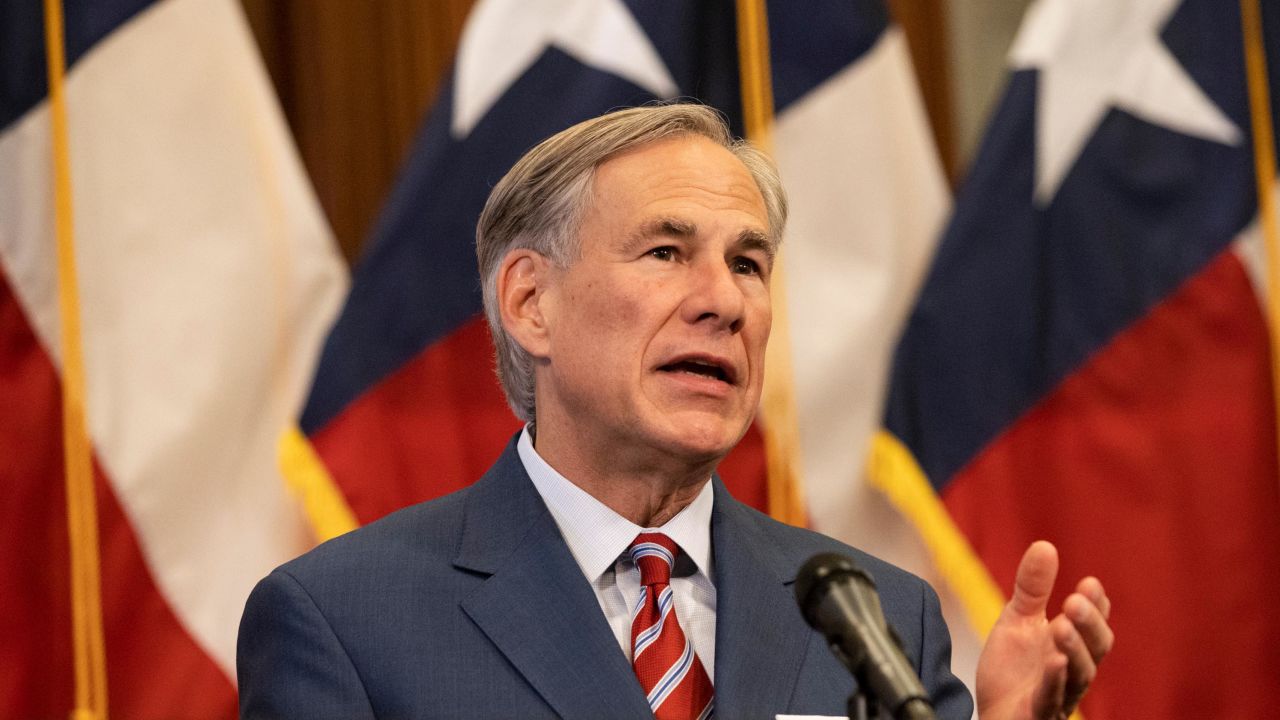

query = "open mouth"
[659,358,734,384]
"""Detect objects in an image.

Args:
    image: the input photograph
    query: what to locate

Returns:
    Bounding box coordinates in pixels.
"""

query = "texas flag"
[0,0,346,716]
[303,0,978,688]
[880,0,1280,716]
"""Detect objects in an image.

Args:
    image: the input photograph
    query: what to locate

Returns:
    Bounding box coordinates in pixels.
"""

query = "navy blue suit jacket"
[237,439,973,718]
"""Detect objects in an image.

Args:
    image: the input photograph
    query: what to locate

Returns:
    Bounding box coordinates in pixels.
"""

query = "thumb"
[1009,540,1059,618]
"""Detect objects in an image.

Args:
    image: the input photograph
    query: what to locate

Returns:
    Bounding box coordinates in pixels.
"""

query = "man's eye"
[648,246,676,261]
[730,257,761,275]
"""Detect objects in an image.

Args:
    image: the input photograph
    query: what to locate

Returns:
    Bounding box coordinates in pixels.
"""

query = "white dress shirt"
[517,427,718,676]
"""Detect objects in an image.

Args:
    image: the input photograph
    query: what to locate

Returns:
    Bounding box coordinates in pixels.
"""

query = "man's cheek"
[590,288,649,329]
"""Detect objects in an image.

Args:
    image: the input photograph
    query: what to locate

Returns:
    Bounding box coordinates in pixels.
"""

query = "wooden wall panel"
[240,0,953,264]
[886,0,956,181]
[241,0,474,263]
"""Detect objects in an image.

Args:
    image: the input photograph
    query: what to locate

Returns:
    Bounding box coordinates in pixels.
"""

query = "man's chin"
[655,413,753,464]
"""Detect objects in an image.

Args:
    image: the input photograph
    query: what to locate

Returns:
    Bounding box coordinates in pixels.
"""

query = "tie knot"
[629,533,678,586]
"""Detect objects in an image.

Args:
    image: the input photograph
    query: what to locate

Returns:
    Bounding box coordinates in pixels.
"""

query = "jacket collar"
[710,478,819,716]
[454,438,816,716]
[454,438,653,718]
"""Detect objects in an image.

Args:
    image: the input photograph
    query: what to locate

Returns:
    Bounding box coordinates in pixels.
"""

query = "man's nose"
[682,257,745,333]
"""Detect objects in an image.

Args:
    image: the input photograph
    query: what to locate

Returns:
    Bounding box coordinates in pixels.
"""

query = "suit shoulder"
[726,497,931,598]
[275,485,470,586]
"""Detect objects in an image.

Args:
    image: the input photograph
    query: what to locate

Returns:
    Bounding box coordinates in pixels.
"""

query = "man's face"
[535,135,774,467]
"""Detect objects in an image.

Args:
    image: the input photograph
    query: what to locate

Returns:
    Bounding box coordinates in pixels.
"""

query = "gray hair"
[476,103,788,422]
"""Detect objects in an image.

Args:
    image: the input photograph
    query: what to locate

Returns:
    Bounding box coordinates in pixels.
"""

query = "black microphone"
[795,553,936,720]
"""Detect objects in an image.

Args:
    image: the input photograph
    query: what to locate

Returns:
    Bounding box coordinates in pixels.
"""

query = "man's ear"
[497,249,556,358]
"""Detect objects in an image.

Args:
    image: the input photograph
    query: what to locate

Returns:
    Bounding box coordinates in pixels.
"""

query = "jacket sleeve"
[916,578,975,719]
[237,569,377,720]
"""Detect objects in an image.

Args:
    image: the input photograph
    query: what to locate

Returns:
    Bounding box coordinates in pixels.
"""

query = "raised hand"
[975,541,1114,720]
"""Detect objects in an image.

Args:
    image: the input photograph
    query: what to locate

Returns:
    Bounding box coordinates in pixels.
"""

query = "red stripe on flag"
[0,270,236,718]
[310,317,524,523]
[718,419,768,513]
[943,249,1280,718]
[312,315,770,524]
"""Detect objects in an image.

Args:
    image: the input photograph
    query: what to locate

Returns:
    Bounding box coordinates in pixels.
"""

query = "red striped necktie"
[628,533,715,720]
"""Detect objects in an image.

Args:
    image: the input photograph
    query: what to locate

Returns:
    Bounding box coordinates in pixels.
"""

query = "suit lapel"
[710,479,818,716]
[454,442,652,718]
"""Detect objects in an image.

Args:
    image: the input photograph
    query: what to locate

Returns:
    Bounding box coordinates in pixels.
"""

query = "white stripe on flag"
[0,0,347,676]
[772,27,982,697]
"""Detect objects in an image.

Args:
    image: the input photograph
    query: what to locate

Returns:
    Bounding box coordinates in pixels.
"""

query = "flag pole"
[42,0,109,717]
[735,0,807,527]
[1240,0,1280,490]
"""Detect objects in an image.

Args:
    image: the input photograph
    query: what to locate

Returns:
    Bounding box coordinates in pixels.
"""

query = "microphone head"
[794,552,934,717]
[794,552,876,628]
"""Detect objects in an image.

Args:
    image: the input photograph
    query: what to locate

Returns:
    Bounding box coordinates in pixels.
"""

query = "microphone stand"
[848,684,935,720]
[845,663,935,720]
[821,604,935,720]
[849,688,872,720]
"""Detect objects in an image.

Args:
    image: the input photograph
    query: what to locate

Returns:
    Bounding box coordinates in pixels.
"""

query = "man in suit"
[238,104,1112,719]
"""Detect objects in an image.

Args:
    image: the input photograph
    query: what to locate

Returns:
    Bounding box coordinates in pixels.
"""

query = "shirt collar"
[517,426,714,582]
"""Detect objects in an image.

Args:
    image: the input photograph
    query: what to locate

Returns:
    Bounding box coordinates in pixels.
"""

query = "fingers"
[1076,576,1111,619]
[1009,540,1059,617]
[1064,586,1114,665]
[1052,614,1096,712]
[1052,584,1114,715]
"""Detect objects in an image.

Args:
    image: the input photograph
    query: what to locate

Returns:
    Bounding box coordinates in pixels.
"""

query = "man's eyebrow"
[737,230,777,264]
[620,217,776,263]
[621,217,696,253]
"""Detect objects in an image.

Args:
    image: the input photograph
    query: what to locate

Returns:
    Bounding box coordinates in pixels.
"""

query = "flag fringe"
[279,426,359,542]
[866,430,1005,637]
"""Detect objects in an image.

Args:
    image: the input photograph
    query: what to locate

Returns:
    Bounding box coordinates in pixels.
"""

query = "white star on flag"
[452,0,679,139]
[1010,0,1241,203]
